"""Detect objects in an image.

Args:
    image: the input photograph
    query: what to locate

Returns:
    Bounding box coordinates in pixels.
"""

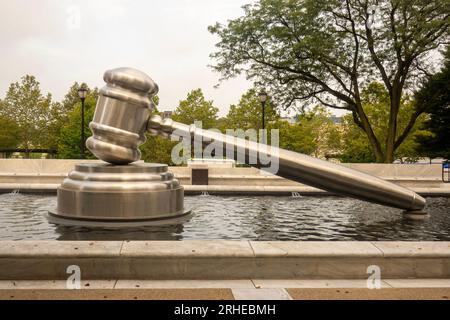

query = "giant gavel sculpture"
[50,67,426,225]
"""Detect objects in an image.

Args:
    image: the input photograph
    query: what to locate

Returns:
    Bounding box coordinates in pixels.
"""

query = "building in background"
[161,111,173,119]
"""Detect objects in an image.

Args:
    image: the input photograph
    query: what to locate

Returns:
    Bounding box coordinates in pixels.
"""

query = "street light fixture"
[78,86,88,159]
[258,90,268,143]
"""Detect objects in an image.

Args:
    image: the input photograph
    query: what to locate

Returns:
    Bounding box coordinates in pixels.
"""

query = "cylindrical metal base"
[51,162,187,222]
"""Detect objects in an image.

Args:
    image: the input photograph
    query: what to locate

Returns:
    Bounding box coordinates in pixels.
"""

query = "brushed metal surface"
[84,67,424,212]
[54,163,186,221]
[54,66,425,224]
[86,67,158,164]
[148,116,425,211]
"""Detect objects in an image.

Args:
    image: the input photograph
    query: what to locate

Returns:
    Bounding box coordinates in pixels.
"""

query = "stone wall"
[0,159,444,188]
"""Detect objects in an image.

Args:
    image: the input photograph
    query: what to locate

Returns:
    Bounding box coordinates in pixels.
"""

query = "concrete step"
[1,241,449,280]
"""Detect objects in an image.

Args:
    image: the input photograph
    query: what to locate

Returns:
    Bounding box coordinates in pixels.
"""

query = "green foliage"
[61,83,93,113]
[56,95,96,159]
[415,47,450,160]
[278,106,341,157]
[172,89,219,129]
[140,100,178,165]
[339,82,430,162]
[0,75,54,152]
[215,117,228,133]
[143,90,221,164]
[43,101,65,151]
[0,78,100,157]
[52,83,98,152]
[0,112,20,149]
[221,89,341,159]
[225,88,279,131]
[339,116,377,163]
[141,135,178,165]
[209,0,450,162]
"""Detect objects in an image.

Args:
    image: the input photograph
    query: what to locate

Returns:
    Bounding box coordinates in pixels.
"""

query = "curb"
[1,184,450,196]
[1,241,449,280]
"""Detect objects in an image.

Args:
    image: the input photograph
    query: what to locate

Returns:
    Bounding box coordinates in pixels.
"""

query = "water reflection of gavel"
[86,67,426,213]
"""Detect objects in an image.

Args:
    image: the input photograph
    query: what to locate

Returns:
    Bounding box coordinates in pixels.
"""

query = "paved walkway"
[1,279,449,300]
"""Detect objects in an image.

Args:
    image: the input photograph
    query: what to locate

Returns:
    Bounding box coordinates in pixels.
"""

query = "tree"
[61,82,99,115]
[42,101,65,152]
[49,83,98,154]
[0,113,20,150]
[143,90,219,164]
[209,0,450,162]
[57,95,96,159]
[0,75,54,156]
[141,134,177,165]
[224,88,279,131]
[278,106,341,157]
[140,98,179,165]
[415,47,450,159]
[339,82,430,162]
[172,89,219,129]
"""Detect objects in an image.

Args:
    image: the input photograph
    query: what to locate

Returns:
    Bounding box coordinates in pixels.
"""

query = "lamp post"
[78,86,88,159]
[258,89,268,144]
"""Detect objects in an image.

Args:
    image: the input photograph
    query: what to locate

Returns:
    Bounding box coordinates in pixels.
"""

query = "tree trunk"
[362,126,385,163]
[385,87,402,163]
[355,105,385,163]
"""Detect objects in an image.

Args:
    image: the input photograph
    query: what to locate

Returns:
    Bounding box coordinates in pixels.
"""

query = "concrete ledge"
[1,160,448,195]
[0,241,449,280]
[0,183,59,193]
[0,241,122,258]
[371,242,450,258]
[120,241,254,258]
[184,185,334,196]
[2,184,449,196]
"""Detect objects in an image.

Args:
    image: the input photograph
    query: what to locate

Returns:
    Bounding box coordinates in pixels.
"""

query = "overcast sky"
[0,0,260,116]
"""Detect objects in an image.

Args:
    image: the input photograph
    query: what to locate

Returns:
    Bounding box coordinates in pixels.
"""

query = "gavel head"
[86,67,158,164]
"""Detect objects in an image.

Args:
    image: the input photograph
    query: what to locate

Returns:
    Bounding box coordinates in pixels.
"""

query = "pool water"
[0,193,449,241]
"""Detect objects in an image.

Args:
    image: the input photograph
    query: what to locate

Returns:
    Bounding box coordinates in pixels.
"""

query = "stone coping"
[1,241,450,280]
[0,159,443,175]
[1,184,449,196]
[0,172,442,180]
[1,241,449,258]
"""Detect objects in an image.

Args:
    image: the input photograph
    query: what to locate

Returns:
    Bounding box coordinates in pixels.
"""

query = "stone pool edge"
[1,184,450,196]
[0,241,449,280]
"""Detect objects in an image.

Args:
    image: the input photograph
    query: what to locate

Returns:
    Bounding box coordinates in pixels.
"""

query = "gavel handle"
[147,115,425,211]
